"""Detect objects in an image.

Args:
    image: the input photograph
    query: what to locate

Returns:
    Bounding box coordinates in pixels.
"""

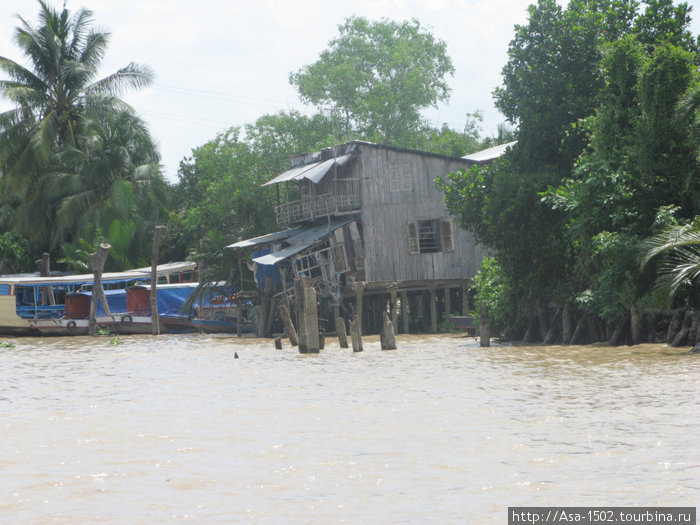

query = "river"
[0,334,697,523]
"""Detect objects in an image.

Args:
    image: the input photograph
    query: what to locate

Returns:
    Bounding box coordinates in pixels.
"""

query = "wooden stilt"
[480,302,490,347]
[280,304,298,346]
[428,284,438,333]
[461,280,469,316]
[295,279,308,353]
[444,287,451,329]
[389,284,398,334]
[380,312,397,350]
[400,291,409,335]
[301,278,319,353]
[274,336,283,349]
[336,311,349,348]
[352,282,365,336]
[349,314,363,352]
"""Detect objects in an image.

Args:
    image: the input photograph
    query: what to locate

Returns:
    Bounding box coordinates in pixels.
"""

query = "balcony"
[276,191,361,227]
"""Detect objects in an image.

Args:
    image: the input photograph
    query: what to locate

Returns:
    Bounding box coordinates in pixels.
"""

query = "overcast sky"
[1,0,698,182]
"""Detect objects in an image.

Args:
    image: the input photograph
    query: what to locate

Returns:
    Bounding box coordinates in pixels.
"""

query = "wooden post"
[353,282,365,336]
[380,312,397,350]
[444,287,451,328]
[302,279,319,353]
[389,284,398,334]
[428,284,438,333]
[38,253,56,305]
[151,226,165,335]
[349,314,363,352]
[400,291,409,334]
[295,279,307,353]
[461,280,469,316]
[280,304,298,346]
[88,243,112,336]
[336,311,349,348]
[479,302,490,347]
[236,296,242,338]
[258,276,273,338]
[274,336,283,350]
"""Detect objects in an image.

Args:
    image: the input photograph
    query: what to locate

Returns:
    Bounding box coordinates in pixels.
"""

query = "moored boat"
[0,262,197,336]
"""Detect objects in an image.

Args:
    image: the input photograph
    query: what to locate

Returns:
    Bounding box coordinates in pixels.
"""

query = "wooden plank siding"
[355,143,489,283]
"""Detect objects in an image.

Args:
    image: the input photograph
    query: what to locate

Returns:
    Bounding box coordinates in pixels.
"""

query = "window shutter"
[440,218,454,252]
[407,222,420,254]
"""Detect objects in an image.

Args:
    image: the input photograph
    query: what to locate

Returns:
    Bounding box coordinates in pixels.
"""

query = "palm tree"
[640,218,700,299]
[51,106,167,263]
[0,1,156,254]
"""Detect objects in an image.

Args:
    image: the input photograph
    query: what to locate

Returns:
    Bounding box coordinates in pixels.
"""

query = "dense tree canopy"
[0,1,165,270]
[290,16,454,147]
[442,0,699,339]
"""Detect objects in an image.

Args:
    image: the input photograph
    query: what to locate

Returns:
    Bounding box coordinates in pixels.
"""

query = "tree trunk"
[562,303,574,344]
[608,312,630,346]
[687,311,700,347]
[585,314,603,343]
[666,308,685,344]
[543,307,562,345]
[88,243,112,335]
[522,313,540,343]
[630,304,642,345]
[536,299,550,340]
[671,310,694,347]
[645,312,658,343]
[571,314,590,345]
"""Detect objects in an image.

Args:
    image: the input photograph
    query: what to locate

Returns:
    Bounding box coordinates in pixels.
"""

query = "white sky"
[1,0,698,183]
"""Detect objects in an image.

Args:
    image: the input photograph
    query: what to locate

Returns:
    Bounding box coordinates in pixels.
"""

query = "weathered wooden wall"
[356,143,489,283]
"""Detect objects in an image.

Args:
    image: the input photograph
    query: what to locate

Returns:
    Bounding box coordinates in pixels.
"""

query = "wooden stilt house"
[229,140,512,335]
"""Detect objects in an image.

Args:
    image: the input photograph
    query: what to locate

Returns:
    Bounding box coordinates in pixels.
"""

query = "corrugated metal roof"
[226,227,304,249]
[252,242,314,265]
[251,219,351,265]
[462,141,517,163]
[262,152,357,186]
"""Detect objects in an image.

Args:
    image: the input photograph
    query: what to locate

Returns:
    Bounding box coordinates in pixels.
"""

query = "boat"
[126,283,254,334]
[0,262,197,336]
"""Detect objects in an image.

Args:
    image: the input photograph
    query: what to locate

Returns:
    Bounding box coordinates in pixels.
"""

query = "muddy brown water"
[0,334,697,523]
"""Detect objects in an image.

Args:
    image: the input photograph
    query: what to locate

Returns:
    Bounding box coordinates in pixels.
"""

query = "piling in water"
[380,312,397,350]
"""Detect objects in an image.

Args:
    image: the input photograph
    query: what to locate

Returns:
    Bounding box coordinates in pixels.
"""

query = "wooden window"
[440,218,454,252]
[407,222,420,254]
[417,219,441,253]
[389,160,413,192]
[408,218,455,254]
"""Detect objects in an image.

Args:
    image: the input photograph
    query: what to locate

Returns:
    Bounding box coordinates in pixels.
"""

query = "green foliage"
[0,1,160,269]
[290,16,454,146]
[640,213,700,303]
[0,341,15,348]
[472,257,516,337]
[166,127,278,279]
[443,0,700,337]
[0,232,33,273]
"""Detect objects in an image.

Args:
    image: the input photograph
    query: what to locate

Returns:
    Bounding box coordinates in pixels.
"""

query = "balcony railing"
[276,191,361,227]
